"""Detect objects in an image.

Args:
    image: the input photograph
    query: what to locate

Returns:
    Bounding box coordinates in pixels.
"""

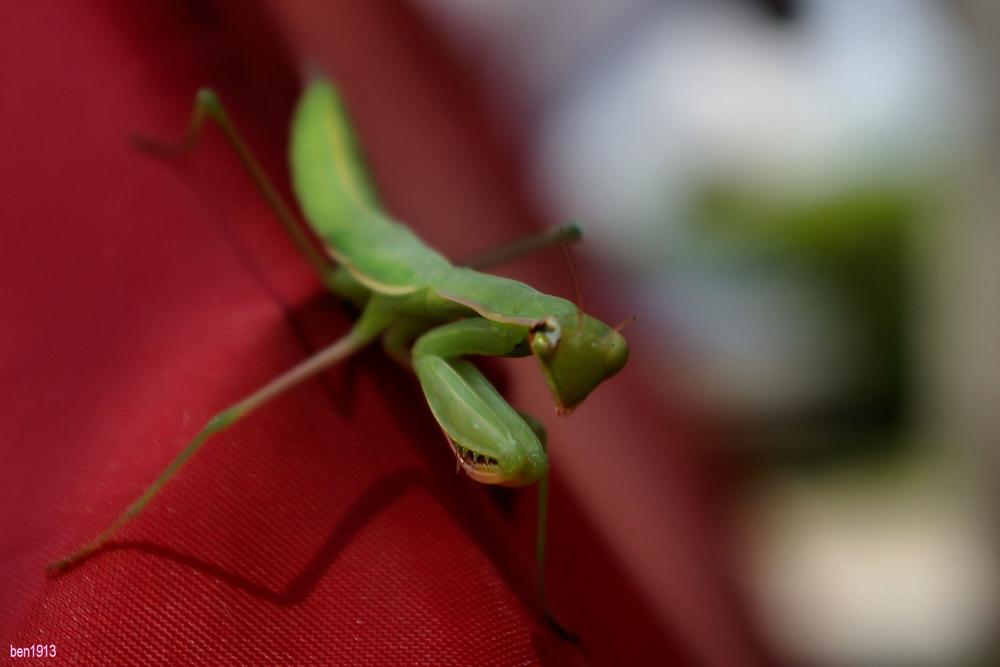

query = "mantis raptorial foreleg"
[382,316,440,368]
[411,319,546,482]
[410,318,576,640]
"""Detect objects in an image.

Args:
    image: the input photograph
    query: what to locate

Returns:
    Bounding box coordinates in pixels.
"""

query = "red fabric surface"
[1,2,758,665]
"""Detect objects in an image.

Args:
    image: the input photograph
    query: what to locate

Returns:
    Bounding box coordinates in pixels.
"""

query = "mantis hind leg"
[46,303,392,576]
[133,88,334,279]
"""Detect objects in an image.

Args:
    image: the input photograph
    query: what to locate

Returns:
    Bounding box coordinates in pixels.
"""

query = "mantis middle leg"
[459,224,582,270]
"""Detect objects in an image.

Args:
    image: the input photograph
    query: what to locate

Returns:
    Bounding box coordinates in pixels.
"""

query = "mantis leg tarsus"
[129,88,214,157]
[46,405,239,577]
[536,470,580,646]
[516,411,580,645]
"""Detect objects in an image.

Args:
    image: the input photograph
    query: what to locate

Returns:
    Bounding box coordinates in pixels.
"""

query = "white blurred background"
[403,1,1000,665]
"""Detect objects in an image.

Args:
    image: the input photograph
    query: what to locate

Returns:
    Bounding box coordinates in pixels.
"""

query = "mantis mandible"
[47,75,630,638]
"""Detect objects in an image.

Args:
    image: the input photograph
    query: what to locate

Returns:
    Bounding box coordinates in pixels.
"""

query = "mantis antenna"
[602,315,636,344]
[559,241,585,333]
[611,315,636,334]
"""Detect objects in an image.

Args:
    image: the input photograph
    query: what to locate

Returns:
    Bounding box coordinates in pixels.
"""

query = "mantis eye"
[530,317,561,354]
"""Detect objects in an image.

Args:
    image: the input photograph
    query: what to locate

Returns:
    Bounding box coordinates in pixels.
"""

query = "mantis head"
[529,312,630,415]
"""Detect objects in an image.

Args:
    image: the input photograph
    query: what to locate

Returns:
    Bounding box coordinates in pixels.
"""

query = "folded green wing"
[290,78,450,294]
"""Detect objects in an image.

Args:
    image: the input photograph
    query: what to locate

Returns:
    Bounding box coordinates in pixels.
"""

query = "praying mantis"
[46,75,630,639]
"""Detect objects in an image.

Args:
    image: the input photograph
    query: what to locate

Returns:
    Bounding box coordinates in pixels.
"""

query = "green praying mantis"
[47,75,631,639]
